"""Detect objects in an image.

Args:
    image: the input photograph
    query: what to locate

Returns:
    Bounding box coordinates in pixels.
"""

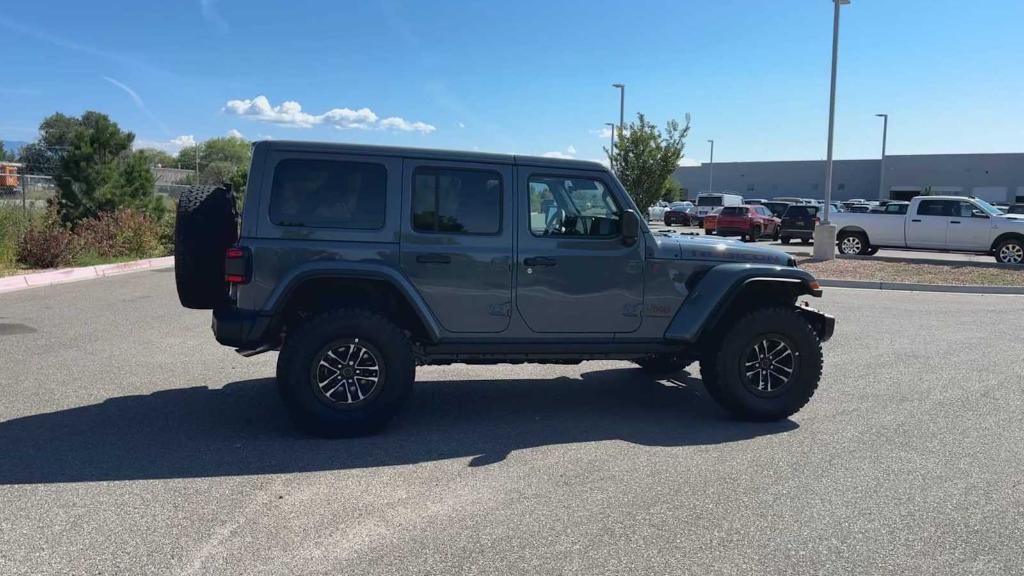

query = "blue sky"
[2,0,1022,164]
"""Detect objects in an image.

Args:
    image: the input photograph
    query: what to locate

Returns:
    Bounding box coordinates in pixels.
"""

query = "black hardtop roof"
[255,140,607,171]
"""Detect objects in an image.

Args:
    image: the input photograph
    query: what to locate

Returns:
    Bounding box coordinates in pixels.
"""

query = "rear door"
[400,159,514,333]
[906,199,952,248]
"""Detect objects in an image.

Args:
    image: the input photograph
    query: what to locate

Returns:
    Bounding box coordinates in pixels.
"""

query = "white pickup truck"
[831,196,1024,264]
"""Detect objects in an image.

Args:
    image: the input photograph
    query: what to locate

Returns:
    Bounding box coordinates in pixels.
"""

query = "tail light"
[814,216,821,224]
[224,246,251,284]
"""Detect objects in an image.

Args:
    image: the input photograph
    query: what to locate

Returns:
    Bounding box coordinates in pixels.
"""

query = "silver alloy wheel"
[840,235,863,254]
[742,337,797,395]
[313,339,383,405]
[998,243,1024,264]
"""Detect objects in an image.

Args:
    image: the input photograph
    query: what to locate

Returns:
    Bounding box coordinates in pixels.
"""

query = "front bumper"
[797,305,835,342]
[212,306,274,348]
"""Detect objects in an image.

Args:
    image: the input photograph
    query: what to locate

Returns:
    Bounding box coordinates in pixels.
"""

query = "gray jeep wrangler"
[175,140,834,437]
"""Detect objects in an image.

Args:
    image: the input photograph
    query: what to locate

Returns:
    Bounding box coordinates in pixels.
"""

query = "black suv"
[174,141,834,437]
[779,204,820,245]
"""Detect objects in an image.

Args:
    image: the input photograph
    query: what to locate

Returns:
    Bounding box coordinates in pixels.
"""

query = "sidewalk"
[0,256,174,295]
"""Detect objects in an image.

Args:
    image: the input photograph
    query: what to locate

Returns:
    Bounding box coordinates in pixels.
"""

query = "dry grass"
[798,257,1024,287]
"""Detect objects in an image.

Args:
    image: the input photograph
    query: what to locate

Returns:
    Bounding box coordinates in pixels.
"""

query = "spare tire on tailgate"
[175,184,238,309]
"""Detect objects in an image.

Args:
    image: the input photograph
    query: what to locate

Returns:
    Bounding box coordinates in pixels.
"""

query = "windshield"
[697,196,723,206]
[971,198,1003,216]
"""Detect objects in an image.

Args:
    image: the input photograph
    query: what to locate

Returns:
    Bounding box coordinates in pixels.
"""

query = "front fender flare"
[664,264,819,343]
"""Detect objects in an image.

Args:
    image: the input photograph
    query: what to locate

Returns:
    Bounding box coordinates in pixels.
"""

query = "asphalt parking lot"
[648,222,994,263]
[2,270,1022,575]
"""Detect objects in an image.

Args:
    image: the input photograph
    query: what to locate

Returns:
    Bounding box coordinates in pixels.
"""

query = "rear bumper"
[716,225,752,236]
[781,228,814,239]
[212,306,274,348]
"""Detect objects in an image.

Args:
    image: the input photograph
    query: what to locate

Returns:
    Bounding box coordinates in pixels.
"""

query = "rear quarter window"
[269,158,386,229]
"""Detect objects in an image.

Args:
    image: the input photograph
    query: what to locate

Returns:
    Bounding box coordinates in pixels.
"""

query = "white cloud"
[223,95,434,133]
[457,122,466,129]
[135,134,195,154]
[103,76,169,134]
[541,145,577,159]
[226,128,244,139]
[199,0,229,32]
[678,157,701,167]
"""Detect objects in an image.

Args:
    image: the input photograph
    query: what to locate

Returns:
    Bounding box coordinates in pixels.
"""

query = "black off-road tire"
[700,307,823,421]
[174,185,238,309]
[633,354,693,375]
[277,309,415,438]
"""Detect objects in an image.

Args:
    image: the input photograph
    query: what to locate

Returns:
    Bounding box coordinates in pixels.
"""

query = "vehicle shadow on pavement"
[0,367,797,485]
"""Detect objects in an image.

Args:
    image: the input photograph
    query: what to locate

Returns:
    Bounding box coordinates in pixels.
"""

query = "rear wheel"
[837,231,870,255]
[277,309,415,437]
[701,307,822,421]
[995,238,1024,264]
[800,238,811,245]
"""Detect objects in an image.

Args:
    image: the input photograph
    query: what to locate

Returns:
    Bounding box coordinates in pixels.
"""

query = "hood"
[1000,213,1024,221]
[648,232,793,266]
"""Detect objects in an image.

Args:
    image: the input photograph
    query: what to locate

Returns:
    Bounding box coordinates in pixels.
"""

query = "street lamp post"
[612,83,625,130]
[707,139,715,194]
[605,122,616,152]
[876,113,888,200]
[814,0,849,261]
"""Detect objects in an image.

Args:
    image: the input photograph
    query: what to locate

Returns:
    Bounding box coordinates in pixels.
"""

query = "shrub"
[75,208,164,260]
[0,205,27,270]
[16,207,78,268]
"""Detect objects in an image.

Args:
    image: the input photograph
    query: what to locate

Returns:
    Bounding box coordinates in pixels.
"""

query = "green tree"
[135,148,177,168]
[176,135,251,185]
[52,111,161,224]
[606,113,690,213]
[661,179,684,202]
[0,141,15,162]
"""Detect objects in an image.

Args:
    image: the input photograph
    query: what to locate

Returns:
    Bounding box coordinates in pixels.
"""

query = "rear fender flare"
[264,261,442,342]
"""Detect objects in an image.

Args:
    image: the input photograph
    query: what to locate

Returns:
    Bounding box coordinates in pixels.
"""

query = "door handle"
[950,221,961,224]
[523,256,556,267]
[911,219,922,222]
[416,253,451,264]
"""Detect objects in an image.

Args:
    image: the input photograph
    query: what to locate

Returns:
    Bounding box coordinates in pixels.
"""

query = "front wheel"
[701,307,823,421]
[277,309,415,437]
[995,238,1024,264]
[780,237,791,245]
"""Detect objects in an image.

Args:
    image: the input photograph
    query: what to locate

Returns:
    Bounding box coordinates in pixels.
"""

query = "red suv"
[714,205,780,242]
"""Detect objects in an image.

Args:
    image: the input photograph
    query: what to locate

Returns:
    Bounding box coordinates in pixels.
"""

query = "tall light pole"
[605,122,616,152]
[815,0,849,261]
[612,83,625,130]
[707,139,715,193]
[875,113,888,200]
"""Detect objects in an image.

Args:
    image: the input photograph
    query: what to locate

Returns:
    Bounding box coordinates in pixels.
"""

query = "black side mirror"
[622,209,640,246]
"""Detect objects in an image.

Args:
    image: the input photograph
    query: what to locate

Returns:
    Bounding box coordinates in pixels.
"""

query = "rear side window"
[917,200,951,217]
[720,206,747,216]
[697,196,723,206]
[269,159,386,229]
[413,168,502,234]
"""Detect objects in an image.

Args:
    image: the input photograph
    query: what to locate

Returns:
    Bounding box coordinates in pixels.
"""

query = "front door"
[515,168,643,333]
[946,200,993,251]
[906,199,952,248]
[400,159,513,333]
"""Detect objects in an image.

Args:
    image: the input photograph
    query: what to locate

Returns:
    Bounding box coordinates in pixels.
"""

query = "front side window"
[412,168,501,234]
[528,176,620,237]
[269,159,386,229]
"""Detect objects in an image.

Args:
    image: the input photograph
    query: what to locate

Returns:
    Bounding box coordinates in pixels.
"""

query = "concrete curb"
[0,256,174,295]
[819,278,1024,295]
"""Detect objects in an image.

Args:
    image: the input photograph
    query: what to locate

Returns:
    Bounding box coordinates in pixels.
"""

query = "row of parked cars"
[648,194,1024,263]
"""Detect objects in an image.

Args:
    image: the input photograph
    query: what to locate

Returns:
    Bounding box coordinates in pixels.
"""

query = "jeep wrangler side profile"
[174,141,834,437]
